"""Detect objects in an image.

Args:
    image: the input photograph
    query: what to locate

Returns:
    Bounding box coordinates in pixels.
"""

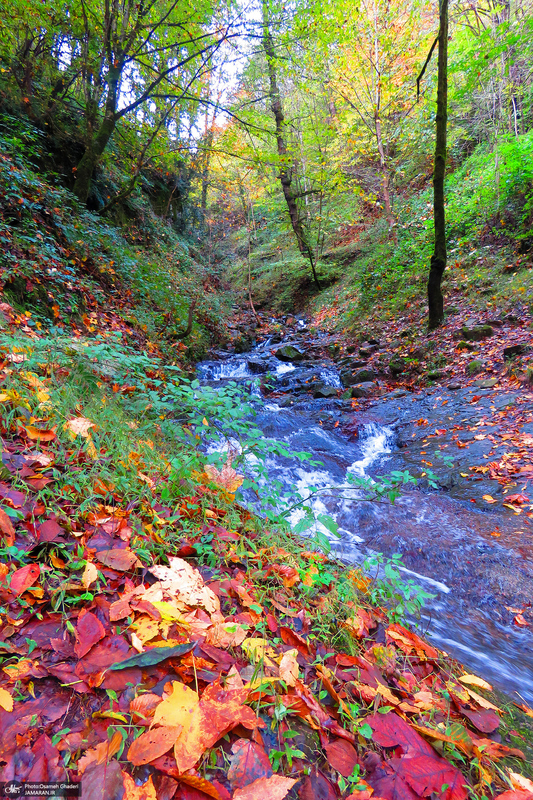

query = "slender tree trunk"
[73,68,120,203]
[375,111,396,242]
[262,1,320,289]
[427,0,448,330]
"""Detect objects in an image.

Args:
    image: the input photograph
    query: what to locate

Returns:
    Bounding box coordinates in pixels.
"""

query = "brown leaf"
[233,775,297,800]
[74,609,106,658]
[128,726,182,766]
[96,548,142,572]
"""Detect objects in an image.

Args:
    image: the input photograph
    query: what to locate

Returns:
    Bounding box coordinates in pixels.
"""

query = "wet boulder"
[313,385,338,398]
[351,381,378,398]
[340,368,376,386]
[247,358,269,374]
[276,344,305,362]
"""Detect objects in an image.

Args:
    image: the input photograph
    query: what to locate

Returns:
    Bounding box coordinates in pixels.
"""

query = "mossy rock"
[467,360,484,375]
[389,357,407,376]
[461,324,494,341]
[456,340,475,351]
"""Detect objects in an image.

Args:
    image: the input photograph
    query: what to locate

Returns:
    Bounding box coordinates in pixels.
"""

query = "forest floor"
[1,295,533,800]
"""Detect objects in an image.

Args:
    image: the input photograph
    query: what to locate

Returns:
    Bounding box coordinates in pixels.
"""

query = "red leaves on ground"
[324,738,359,777]
[367,712,468,800]
[228,739,272,790]
[9,563,40,596]
[74,609,106,658]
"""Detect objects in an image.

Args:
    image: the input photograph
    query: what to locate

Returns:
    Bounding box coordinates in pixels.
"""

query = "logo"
[3,782,23,797]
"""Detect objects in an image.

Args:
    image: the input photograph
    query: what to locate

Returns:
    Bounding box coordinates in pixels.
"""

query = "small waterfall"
[348,423,395,478]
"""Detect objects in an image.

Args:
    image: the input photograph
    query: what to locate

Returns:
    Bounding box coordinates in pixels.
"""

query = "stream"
[198,332,533,703]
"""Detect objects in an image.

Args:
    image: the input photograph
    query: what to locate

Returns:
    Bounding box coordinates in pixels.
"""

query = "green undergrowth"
[228,131,533,325]
[1,327,433,632]
[0,119,229,360]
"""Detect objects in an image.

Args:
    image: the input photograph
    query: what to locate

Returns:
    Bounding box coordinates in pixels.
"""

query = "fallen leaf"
[109,641,195,671]
[0,686,13,711]
[458,674,492,691]
[128,726,182,766]
[204,462,244,494]
[74,609,106,658]
[96,548,142,571]
[232,775,297,800]
[77,730,123,774]
[80,760,125,800]
[325,739,359,777]
[24,425,57,441]
[123,773,157,800]
[152,681,199,728]
[150,557,220,615]
[0,508,15,546]
[279,649,299,687]
[483,494,498,504]
[65,417,96,438]
[82,562,99,589]
[228,739,272,790]
[10,563,40,596]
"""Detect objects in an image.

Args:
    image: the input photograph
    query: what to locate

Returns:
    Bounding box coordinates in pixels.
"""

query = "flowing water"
[198,341,533,703]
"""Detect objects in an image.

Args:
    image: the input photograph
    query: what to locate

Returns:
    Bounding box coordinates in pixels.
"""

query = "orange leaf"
[24,425,57,441]
[127,726,182,766]
[0,508,15,546]
[122,773,157,800]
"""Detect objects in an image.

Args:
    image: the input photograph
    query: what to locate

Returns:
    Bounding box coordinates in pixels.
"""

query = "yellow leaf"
[465,686,501,712]
[150,601,190,625]
[458,674,492,691]
[241,637,276,664]
[82,561,98,589]
[152,681,199,728]
[0,687,13,711]
[483,495,498,504]
[92,710,128,723]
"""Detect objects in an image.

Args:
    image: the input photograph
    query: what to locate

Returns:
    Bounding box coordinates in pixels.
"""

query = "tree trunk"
[73,69,120,204]
[262,1,320,289]
[427,0,448,330]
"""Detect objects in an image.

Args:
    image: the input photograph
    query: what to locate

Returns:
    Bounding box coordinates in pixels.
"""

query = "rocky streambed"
[198,320,533,702]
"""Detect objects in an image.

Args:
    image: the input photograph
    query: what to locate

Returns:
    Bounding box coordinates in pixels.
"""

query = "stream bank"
[199,318,533,703]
